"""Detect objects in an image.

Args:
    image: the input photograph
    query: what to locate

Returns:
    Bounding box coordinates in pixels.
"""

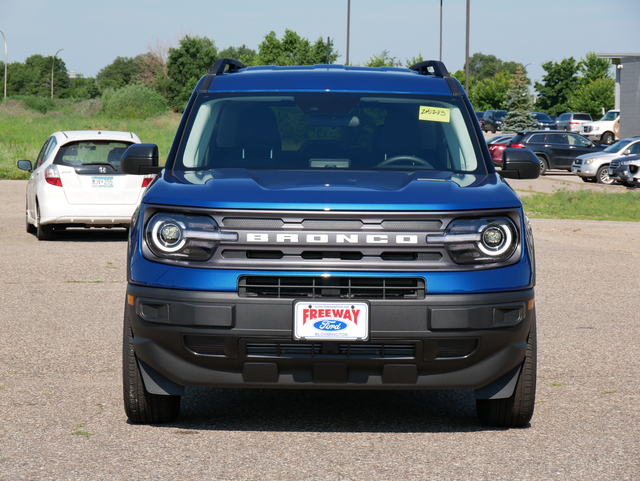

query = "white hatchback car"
[17,130,154,240]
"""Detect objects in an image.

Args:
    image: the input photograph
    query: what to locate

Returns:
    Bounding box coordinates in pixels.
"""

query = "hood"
[142,168,523,211]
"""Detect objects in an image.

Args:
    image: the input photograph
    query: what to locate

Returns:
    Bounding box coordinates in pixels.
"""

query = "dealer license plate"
[92,176,114,187]
[294,301,369,341]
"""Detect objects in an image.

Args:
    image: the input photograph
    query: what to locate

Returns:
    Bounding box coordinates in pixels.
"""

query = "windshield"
[173,92,485,174]
[534,113,552,120]
[53,141,133,173]
[600,111,619,121]
[604,139,631,153]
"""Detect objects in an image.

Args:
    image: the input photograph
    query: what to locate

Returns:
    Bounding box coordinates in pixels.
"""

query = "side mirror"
[17,160,33,172]
[499,148,540,180]
[121,144,162,175]
[623,150,631,155]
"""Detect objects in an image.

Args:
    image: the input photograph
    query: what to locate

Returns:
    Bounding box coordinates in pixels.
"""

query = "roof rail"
[409,60,450,78]
[209,58,246,75]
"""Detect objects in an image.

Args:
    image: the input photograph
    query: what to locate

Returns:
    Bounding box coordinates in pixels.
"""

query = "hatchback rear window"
[53,141,133,174]
[574,114,591,121]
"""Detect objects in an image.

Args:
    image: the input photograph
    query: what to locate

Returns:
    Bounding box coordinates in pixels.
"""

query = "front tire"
[476,315,537,428]
[123,306,181,424]
[596,165,613,184]
[600,132,614,145]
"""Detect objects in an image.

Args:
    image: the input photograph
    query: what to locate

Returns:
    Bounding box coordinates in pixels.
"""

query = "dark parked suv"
[481,110,507,133]
[509,131,605,175]
[120,58,540,428]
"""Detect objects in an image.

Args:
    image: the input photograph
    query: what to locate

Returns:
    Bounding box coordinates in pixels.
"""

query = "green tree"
[135,52,169,98]
[578,52,612,83]
[96,57,140,92]
[365,50,400,67]
[502,66,537,133]
[534,57,580,116]
[468,52,520,80]
[4,54,69,97]
[255,30,338,66]
[468,71,512,111]
[65,75,100,99]
[218,45,257,66]
[567,77,615,119]
[166,35,218,111]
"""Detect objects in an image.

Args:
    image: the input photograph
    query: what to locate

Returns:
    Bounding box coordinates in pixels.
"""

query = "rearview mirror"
[121,144,162,175]
[17,160,33,172]
[499,148,540,180]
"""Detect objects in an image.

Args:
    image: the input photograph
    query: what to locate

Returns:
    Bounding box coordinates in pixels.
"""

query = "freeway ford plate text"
[294,301,369,341]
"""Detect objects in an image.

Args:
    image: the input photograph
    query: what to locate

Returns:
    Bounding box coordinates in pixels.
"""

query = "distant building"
[597,54,640,139]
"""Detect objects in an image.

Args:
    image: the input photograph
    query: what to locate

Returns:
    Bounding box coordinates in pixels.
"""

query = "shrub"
[99,84,168,119]
[16,96,58,114]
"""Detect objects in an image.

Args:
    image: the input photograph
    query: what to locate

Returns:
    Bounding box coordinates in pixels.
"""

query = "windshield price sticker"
[419,106,450,123]
[294,301,369,341]
[92,176,114,188]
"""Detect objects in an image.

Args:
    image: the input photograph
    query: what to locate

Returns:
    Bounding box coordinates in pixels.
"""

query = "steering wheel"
[377,155,433,168]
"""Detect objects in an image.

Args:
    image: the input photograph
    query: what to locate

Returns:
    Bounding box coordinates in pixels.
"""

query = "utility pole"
[51,48,64,99]
[346,0,351,65]
[0,31,7,100]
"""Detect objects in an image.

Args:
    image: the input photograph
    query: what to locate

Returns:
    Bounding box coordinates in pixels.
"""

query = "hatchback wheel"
[596,165,614,184]
[36,204,54,241]
[26,204,36,235]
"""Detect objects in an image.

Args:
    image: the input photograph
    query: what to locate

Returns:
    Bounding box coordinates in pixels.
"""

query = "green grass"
[522,189,640,222]
[0,99,180,179]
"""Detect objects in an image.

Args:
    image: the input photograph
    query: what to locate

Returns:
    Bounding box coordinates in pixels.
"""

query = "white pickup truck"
[581,110,620,144]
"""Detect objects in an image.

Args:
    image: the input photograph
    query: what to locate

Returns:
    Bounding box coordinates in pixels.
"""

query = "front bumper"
[126,284,535,394]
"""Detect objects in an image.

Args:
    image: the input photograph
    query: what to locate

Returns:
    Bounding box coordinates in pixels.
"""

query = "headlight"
[146,213,237,261]
[427,217,518,264]
[584,158,596,164]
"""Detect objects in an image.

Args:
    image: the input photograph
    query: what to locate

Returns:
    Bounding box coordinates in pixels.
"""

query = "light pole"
[51,48,64,99]
[346,0,351,65]
[0,30,7,100]
[439,0,443,62]
[464,0,470,92]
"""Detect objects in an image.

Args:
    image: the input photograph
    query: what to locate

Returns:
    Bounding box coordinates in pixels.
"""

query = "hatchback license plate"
[92,176,114,187]
[294,301,369,341]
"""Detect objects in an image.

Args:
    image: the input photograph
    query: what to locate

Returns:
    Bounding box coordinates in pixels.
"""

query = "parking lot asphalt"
[1,179,639,480]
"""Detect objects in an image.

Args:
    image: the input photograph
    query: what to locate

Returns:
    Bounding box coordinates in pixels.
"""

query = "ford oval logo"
[313,320,348,331]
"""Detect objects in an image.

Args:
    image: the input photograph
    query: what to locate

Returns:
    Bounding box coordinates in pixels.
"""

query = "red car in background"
[487,135,514,167]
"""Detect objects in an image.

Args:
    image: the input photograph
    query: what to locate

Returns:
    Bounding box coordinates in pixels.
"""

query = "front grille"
[245,341,416,359]
[238,276,425,299]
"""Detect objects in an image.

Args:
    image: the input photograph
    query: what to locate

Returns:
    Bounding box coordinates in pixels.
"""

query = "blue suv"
[121,58,540,427]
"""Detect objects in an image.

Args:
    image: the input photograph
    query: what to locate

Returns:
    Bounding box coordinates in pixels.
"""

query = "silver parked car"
[555,113,592,133]
[571,137,640,184]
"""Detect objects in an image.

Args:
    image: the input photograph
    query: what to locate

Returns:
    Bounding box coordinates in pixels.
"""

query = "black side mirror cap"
[499,148,540,180]
[17,160,33,172]
[121,144,162,175]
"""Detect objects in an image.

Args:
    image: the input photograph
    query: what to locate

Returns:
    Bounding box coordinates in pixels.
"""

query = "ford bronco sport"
[121,58,540,427]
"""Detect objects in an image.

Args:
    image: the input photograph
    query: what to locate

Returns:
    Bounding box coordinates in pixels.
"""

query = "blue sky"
[2,0,639,86]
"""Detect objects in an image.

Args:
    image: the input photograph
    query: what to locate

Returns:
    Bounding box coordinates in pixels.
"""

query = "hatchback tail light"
[510,143,525,149]
[44,165,62,187]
